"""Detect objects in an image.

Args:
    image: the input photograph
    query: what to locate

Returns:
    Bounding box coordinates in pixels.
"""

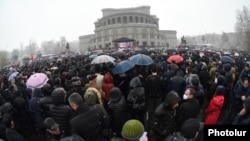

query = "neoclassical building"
[79,6,177,52]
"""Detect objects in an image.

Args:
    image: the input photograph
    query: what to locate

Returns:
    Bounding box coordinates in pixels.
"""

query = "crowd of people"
[0,48,250,141]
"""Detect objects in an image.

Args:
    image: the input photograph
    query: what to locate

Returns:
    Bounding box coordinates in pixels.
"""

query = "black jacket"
[70,103,109,141]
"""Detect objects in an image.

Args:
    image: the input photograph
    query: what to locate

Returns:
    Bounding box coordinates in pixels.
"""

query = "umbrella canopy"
[129,54,153,65]
[8,71,19,81]
[91,55,116,64]
[112,37,135,43]
[167,55,184,64]
[26,73,49,88]
[220,56,233,63]
[89,54,98,59]
[113,60,135,75]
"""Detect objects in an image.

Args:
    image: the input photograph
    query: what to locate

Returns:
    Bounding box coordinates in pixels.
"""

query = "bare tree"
[11,49,19,65]
[41,40,57,55]
[24,39,39,57]
[235,5,250,52]
[0,50,10,68]
[221,32,229,49]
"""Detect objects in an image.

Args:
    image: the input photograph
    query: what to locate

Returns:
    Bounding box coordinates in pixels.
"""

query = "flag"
[31,54,36,62]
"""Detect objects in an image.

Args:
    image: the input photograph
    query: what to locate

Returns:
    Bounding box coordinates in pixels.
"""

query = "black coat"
[6,128,26,141]
[176,98,200,130]
[150,103,177,139]
[70,103,109,141]
[50,104,74,137]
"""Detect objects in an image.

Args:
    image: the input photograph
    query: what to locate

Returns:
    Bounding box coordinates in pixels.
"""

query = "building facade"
[79,6,177,52]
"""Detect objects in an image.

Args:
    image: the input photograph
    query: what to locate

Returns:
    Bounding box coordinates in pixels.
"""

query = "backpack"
[127,87,146,110]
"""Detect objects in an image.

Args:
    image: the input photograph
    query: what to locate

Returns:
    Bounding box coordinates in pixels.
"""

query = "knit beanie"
[215,85,225,95]
[180,118,200,139]
[121,119,144,140]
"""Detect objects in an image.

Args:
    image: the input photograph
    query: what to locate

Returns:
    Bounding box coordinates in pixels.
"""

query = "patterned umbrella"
[26,73,49,88]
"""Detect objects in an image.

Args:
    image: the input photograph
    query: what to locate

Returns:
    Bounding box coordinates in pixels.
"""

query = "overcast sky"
[0,0,249,52]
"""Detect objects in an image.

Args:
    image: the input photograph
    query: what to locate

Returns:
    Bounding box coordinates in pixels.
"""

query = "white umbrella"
[91,55,116,64]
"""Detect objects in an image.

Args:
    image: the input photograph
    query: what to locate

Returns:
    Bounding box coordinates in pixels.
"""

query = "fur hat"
[180,118,200,139]
[70,76,81,82]
[121,119,144,140]
[87,74,97,81]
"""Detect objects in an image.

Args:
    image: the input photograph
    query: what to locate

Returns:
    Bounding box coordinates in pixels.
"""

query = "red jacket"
[204,95,224,125]
[102,73,114,102]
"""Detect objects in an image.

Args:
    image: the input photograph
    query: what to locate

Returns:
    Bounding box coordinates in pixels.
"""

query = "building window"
[112,18,115,24]
[135,17,138,23]
[151,42,154,47]
[145,19,148,23]
[129,16,133,23]
[105,37,109,41]
[150,34,154,39]
[143,42,147,46]
[104,21,106,26]
[98,38,102,42]
[140,17,144,23]
[166,43,169,47]
[117,17,121,23]
[108,19,110,25]
[123,16,127,24]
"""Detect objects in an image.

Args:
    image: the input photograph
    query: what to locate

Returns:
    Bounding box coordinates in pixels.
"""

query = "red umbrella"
[167,55,184,64]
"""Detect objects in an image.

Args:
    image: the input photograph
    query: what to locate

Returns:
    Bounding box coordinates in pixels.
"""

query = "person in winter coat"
[229,78,250,123]
[29,88,44,130]
[145,64,164,123]
[186,77,205,108]
[204,85,225,125]
[232,96,250,125]
[102,72,115,105]
[2,113,25,141]
[49,87,74,139]
[107,87,128,138]
[175,87,200,131]
[164,118,201,141]
[149,90,180,141]
[161,61,172,99]
[209,61,217,85]
[127,76,147,125]
[69,93,110,141]
[84,74,105,104]
[83,90,110,122]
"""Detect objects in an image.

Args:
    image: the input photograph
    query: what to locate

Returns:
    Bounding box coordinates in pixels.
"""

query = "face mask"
[183,94,188,100]
[214,78,218,83]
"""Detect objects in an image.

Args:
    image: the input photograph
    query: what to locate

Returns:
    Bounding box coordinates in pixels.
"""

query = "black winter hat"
[43,117,59,131]
[191,77,200,87]
[165,90,180,105]
[215,85,225,95]
[180,118,200,139]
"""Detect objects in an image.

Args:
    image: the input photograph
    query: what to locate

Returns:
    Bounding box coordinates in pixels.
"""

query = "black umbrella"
[112,37,135,43]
